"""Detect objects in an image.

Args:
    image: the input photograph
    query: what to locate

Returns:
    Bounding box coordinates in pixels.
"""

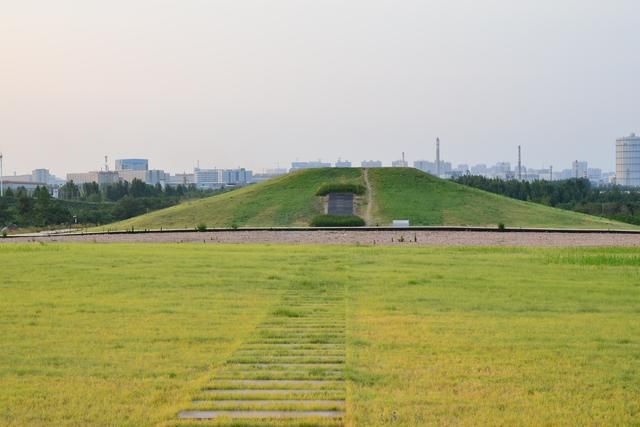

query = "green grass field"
[99,168,632,231]
[1,243,639,426]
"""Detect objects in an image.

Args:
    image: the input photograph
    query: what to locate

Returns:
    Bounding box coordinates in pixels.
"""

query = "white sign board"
[392,220,410,227]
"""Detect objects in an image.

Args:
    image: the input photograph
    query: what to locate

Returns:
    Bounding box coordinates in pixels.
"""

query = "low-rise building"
[572,161,588,179]
[335,159,352,168]
[191,167,253,189]
[223,168,252,185]
[1,180,47,194]
[470,164,488,175]
[414,160,436,174]
[66,171,119,186]
[146,170,169,186]
[253,169,287,183]
[290,161,331,171]
[413,160,453,176]
[117,170,147,183]
[115,159,149,171]
[194,168,224,189]
[361,160,382,168]
[168,173,196,187]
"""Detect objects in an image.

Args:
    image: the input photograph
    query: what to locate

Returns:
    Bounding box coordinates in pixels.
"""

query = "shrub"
[316,183,366,196]
[498,222,506,231]
[196,223,207,232]
[310,215,366,227]
[1,229,7,238]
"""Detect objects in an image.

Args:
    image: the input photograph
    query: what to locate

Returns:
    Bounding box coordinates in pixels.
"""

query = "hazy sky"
[1,0,639,176]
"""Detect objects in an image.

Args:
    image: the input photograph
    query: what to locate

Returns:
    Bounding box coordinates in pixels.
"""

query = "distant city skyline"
[2,1,639,175]
[0,148,617,180]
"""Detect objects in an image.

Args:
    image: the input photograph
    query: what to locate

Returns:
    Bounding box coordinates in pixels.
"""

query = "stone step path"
[177,284,346,426]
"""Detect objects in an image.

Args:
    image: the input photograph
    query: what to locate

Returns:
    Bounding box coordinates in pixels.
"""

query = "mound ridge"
[102,168,633,230]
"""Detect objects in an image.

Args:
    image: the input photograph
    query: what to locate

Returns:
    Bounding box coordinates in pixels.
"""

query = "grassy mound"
[103,168,363,230]
[100,167,635,230]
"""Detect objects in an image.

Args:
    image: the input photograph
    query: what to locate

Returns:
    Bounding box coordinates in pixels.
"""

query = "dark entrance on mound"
[326,192,355,215]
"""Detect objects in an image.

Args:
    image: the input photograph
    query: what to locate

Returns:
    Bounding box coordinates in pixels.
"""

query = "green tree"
[113,196,146,220]
[3,187,15,199]
[82,182,101,201]
[59,181,80,200]
[0,196,13,225]
[15,188,34,224]
[129,179,150,198]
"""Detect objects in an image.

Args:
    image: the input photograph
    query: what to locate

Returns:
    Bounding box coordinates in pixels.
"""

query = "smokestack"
[104,155,109,172]
[402,152,405,164]
[518,145,522,180]
[0,152,4,197]
[550,165,553,181]
[436,138,440,177]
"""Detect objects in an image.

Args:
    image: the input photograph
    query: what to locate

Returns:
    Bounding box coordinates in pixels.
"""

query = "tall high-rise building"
[616,133,640,187]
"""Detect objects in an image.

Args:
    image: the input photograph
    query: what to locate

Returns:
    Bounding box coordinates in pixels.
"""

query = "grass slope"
[368,168,632,229]
[103,167,632,230]
[1,243,638,425]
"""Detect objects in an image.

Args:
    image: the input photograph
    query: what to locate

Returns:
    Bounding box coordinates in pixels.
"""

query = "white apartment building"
[616,133,640,187]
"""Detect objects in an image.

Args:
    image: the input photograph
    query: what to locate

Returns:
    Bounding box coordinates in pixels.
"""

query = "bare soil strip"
[363,168,374,225]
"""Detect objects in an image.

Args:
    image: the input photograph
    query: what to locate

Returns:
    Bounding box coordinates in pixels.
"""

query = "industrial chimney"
[518,146,522,180]
[436,138,441,177]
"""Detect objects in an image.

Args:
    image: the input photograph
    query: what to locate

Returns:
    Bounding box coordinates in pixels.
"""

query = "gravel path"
[4,230,640,246]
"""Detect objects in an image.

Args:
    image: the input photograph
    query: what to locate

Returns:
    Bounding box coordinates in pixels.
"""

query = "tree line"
[0,179,220,228]
[454,175,640,225]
